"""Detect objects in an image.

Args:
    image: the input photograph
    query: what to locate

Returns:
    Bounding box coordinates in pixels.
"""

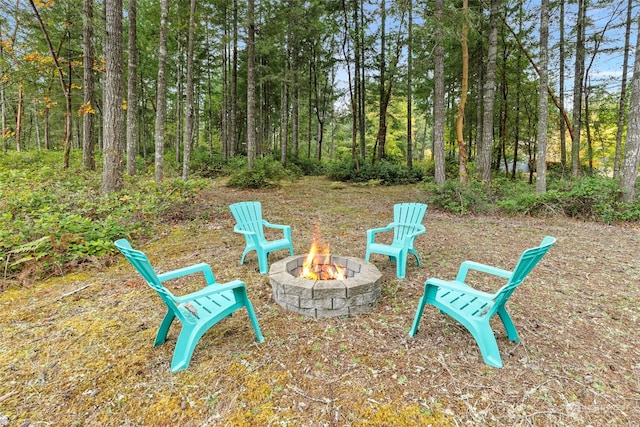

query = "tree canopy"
[0,0,638,198]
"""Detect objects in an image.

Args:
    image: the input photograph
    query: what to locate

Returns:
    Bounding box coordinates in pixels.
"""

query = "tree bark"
[559,0,567,171]
[182,0,196,181]
[571,0,586,177]
[478,0,499,184]
[247,0,256,169]
[614,0,633,178]
[231,0,238,157]
[406,0,412,169]
[83,0,96,171]
[0,25,6,153]
[126,0,137,175]
[101,0,125,193]
[341,0,359,169]
[154,0,169,182]
[375,0,386,162]
[433,0,445,185]
[619,19,640,202]
[536,0,549,194]
[456,0,469,183]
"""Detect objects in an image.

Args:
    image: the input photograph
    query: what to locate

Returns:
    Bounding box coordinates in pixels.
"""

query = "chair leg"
[467,321,504,368]
[244,300,265,342]
[409,249,421,266]
[257,250,269,274]
[171,325,205,372]
[154,310,176,346]
[409,295,428,337]
[496,307,520,343]
[396,251,407,279]
[240,248,251,265]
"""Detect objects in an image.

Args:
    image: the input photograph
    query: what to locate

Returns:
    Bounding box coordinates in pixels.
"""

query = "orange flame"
[299,226,345,280]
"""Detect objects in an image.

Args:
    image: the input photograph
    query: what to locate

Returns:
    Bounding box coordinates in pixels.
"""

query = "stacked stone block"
[269,255,382,318]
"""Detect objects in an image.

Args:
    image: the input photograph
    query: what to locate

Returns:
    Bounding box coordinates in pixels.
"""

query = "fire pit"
[269,252,382,318]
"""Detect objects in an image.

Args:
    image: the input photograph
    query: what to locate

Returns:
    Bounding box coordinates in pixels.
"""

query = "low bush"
[326,159,423,185]
[0,151,208,282]
[227,156,297,189]
[422,180,493,215]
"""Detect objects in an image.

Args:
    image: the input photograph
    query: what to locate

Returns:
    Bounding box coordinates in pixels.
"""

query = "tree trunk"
[0,26,6,153]
[231,0,238,157]
[29,0,73,164]
[126,0,137,175]
[536,0,549,194]
[375,0,387,162]
[571,0,586,177]
[342,0,359,169]
[175,40,182,163]
[406,0,412,169]
[83,0,96,170]
[154,0,169,182]
[614,0,633,178]
[499,35,508,177]
[457,0,469,183]
[182,0,196,181]
[247,0,256,169]
[619,21,640,202]
[44,104,50,150]
[559,0,567,172]
[512,1,523,180]
[359,0,366,160]
[281,82,288,165]
[433,0,445,185]
[15,84,23,152]
[101,0,125,193]
[478,0,499,184]
[221,17,228,159]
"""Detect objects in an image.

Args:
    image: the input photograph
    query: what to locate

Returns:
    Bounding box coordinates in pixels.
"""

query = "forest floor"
[1,176,639,426]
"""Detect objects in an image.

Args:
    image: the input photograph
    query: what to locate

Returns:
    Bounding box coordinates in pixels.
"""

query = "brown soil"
[1,176,639,426]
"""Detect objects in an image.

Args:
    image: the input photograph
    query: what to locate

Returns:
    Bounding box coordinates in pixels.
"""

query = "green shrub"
[189,146,227,178]
[558,176,623,220]
[0,151,208,282]
[423,180,492,215]
[227,157,296,189]
[289,156,326,176]
[326,159,423,185]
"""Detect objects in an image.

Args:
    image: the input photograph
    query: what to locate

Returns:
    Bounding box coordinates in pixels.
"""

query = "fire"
[299,232,346,281]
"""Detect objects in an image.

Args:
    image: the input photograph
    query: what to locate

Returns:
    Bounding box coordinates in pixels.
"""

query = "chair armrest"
[367,224,394,241]
[262,221,292,239]
[157,262,216,285]
[173,279,247,303]
[455,260,513,283]
[424,277,495,299]
[402,224,426,239]
[233,225,262,242]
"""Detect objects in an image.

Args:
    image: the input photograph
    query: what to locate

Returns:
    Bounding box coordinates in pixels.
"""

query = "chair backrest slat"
[230,202,266,239]
[392,203,427,243]
[114,239,181,316]
[493,236,556,308]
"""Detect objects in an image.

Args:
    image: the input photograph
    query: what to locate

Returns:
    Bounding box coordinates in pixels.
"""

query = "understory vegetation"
[1,150,639,284]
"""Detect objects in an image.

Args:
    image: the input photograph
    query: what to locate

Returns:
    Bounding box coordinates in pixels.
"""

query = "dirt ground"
[1,176,639,426]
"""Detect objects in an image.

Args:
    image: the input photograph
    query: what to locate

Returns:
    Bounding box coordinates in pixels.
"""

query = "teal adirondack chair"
[229,201,294,274]
[365,203,428,279]
[114,239,264,372]
[409,236,556,368]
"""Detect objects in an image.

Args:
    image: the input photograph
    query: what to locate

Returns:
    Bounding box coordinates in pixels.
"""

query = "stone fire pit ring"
[269,255,382,318]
